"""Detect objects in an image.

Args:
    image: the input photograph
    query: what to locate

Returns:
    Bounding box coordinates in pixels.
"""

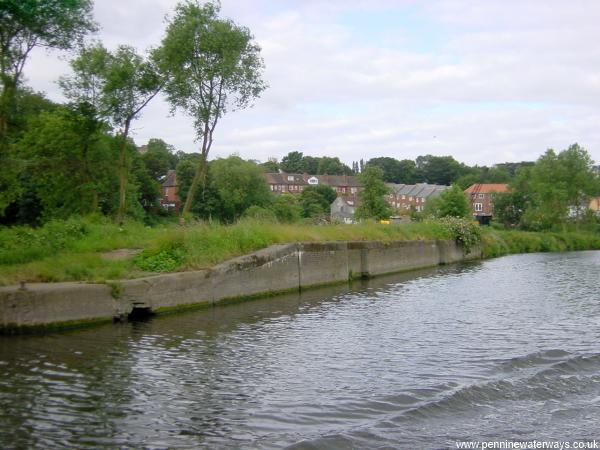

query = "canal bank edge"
[0,239,481,333]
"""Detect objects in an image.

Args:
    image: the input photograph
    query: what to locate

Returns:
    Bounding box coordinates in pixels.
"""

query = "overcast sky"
[23,0,600,166]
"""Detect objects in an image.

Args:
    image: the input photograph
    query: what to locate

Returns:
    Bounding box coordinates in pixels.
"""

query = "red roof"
[464,183,510,194]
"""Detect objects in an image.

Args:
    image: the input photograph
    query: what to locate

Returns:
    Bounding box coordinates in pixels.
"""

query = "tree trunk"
[0,80,15,146]
[180,123,211,223]
[116,121,131,225]
[180,152,207,220]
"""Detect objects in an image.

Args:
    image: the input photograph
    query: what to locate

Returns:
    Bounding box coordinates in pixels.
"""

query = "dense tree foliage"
[141,139,178,181]
[299,185,337,219]
[0,0,96,140]
[424,184,470,219]
[177,156,271,223]
[61,43,162,223]
[513,144,600,230]
[492,191,527,228]
[355,166,391,221]
[278,151,352,175]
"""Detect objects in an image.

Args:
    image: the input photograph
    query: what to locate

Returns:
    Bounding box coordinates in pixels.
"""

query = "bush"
[0,216,90,265]
[134,241,184,272]
[243,205,277,222]
[438,217,481,252]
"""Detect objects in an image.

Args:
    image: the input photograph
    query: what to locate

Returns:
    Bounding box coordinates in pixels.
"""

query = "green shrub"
[134,246,184,272]
[0,216,90,265]
[438,217,481,252]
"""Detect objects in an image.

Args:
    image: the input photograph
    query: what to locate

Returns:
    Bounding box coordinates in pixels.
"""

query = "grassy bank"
[0,217,454,286]
[1,216,599,286]
[481,228,600,257]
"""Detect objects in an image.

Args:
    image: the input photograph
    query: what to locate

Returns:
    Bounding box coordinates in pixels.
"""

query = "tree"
[355,166,391,220]
[493,191,526,228]
[176,154,220,219]
[0,88,57,217]
[303,156,319,174]
[16,108,117,219]
[280,151,305,173]
[259,158,279,173]
[299,185,337,219]
[103,46,163,223]
[367,157,417,184]
[209,156,271,222]
[141,138,178,180]
[415,155,466,185]
[435,184,470,218]
[177,155,271,222]
[316,156,352,175]
[366,157,401,183]
[270,193,302,223]
[156,0,266,220]
[519,144,600,230]
[61,43,163,223]
[0,1,95,216]
[0,0,96,140]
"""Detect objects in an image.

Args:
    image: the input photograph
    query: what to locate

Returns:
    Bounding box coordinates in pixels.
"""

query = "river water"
[1,251,600,449]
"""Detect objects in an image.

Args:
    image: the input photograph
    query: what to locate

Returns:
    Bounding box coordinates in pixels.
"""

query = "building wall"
[386,194,428,212]
[467,192,495,217]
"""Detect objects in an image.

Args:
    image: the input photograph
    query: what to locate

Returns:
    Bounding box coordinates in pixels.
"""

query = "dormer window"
[287,175,294,182]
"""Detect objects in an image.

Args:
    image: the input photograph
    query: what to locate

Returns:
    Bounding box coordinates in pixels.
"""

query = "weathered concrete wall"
[362,240,441,276]
[0,239,481,332]
[120,270,213,312]
[211,243,299,300]
[0,283,115,330]
[346,242,364,278]
[298,242,348,288]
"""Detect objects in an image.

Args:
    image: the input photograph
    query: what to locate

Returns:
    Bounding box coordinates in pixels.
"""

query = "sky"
[23,0,600,167]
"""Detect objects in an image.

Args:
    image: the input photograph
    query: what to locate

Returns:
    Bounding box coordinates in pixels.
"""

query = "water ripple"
[1,251,600,449]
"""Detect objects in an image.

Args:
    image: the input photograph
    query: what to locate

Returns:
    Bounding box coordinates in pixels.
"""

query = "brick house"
[161,170,180,211]
[464,183,510,224]
[386,183,449,213]
[263,172,362,201]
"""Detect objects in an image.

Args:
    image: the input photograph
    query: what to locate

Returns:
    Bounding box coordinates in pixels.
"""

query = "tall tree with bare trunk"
[61,43,162,222]
[155,0,266,222]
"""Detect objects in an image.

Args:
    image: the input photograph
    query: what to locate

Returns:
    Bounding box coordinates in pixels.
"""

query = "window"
[478,193,485,199]
[401,195,406,200]
[288,175,294,182]
[351,187,357,194]
[408,196,413,201]
[474,203,483,212]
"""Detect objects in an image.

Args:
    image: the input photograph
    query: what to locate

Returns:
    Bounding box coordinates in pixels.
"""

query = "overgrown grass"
[1,216,599,286]
[481,229,600,258]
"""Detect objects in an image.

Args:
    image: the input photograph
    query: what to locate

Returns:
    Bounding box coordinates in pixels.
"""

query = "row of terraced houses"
[160,169,515,222]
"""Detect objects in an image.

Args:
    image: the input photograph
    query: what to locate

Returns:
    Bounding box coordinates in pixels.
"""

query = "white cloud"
[20,0,600,166]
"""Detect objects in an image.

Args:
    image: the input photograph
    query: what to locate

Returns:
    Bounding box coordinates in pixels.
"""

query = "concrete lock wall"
[0,239,481,332]
[0,283,116,330]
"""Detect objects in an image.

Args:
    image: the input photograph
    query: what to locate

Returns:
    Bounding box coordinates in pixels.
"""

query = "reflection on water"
[1,251,600,449]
